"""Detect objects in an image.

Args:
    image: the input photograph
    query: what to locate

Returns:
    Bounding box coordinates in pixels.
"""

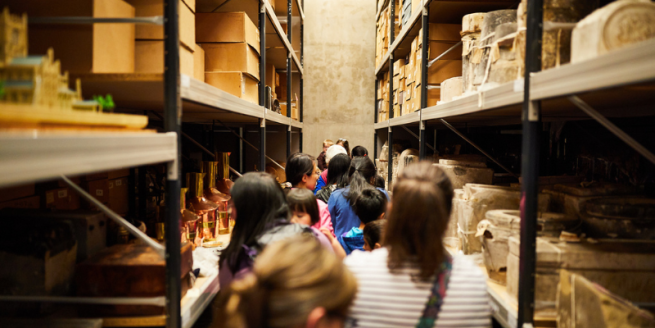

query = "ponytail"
[345,156,377,207]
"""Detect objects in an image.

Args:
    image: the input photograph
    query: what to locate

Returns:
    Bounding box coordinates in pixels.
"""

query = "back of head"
[345,156,377,206]
[353,188,387,225]
[286,188,320,225]
[325,145,347,164]
[337,138,350,156]
[220,172,289,273]
[364,220,386,248]
[384,161,454,282]
[374,175,385,189]
[217,235,357,328]
[351,146,369,158]
[285,153,314,187]
[326,153,351,188]
[323,139,334,148]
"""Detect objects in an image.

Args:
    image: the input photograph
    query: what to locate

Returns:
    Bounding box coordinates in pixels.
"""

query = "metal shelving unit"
[0,0,304,326]
[373,1,655,327]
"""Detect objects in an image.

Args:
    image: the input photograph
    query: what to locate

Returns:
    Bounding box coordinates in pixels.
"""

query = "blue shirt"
[339,227,364,255]
[313,175,326,195]
[328,186,389,238]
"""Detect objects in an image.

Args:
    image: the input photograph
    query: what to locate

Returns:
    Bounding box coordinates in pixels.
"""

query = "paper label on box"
[116,179,122,186]
[242,78,246,95]
[58,189,67,198]
[109,182,114,189]
[96,189,104,197]
[47,192,54,204]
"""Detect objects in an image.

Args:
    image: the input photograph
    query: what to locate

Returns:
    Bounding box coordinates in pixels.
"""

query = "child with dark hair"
[338,188,387,255]
[363,220,385,251]
[287,188,320,226]
[374,175,385,190]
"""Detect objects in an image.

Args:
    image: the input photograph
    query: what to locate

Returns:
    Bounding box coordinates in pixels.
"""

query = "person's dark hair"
[385,161,454,282]
[326,153,351,188]
[374,175,385,189]
[286,188,320,226]
[336,138,350,157]
[344,156,377,206]
[285,153,315,187]
[351,146,368,158]
[353,189,387,224]
[364,220,386,249]
[220,172,290,274]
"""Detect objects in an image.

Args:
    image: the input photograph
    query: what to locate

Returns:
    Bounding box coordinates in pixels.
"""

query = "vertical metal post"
[260,119,266,171]
[387,126,393,189]
[434,128,438,155]
[388,0,395,120]
[287,125,292,159]
[374,131,378,160]
[163,0,181,326]
[419,119,426,159]
[420,4,428,111]
[299,130,303,153]
[287,0,293,121]
[239,127,244,173]
[259,2,266,106]
[518,0,543,326]
[389,53,394,119]
[375,79,379,123]
[300,1,304,123]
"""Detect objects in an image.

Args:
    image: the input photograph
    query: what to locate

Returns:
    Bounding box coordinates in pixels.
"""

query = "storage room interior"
[0,0,654,327]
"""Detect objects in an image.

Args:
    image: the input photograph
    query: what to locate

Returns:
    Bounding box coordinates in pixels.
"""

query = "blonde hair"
[323,139,334,148]
[215,235,357,328]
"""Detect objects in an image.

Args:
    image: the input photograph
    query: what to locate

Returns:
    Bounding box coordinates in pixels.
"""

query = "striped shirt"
[344,248,491,328]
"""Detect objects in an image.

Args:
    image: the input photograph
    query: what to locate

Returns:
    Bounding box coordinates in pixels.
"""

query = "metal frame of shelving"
[373,1,655,327]
[0,0,304,327]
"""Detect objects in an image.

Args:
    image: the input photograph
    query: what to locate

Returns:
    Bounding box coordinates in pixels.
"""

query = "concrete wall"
[303,0,376,158]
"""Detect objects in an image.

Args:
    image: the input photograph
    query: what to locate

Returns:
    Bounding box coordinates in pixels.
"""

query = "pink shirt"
[312,199,335,237]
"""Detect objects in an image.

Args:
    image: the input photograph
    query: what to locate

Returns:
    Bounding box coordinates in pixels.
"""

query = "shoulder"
[376,187,390,199]
[344,247,388,269]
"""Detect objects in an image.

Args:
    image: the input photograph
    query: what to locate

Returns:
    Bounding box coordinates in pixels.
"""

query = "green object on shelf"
[93,94,116,113]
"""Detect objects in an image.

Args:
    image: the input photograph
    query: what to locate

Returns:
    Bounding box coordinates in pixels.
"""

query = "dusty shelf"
[0,132,177,188]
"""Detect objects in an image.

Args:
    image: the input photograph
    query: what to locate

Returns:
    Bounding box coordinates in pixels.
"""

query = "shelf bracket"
[568,96,655,165]
[60,175,166,259]
[440,119,518,179]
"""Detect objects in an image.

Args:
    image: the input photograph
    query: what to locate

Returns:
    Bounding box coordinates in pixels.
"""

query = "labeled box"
[205,72,259,104]
[108,177,129,216]
[46,187,80,210]
[195,12,260,53]
[202,43,260,80]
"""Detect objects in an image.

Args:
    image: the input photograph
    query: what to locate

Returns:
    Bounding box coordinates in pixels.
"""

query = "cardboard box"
[265,64,277,90]
[46,187,80,210]
[393,59,405,76]
[15,0,135,74]
[135,41,194,76]
[195,12,260,54]
[0,183,35,203]
[428,60,462,85]
[429,41,462,61]
[128,0,195,51]
[205,72,259,104]
[87,179,109,205]
[108,177,129,216]
[203,43,260,80]
[418,24,462,45]
[193,44,205,81]
[0,195,40,210]
[87,169,130,182]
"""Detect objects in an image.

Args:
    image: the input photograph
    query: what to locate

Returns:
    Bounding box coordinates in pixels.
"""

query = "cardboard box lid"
[203,43,260,80]
[195,12,261,54]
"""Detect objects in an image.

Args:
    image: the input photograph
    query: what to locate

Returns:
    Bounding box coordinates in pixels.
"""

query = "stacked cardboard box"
[277,72,299,120]
[85,169,130,216]
[375,6,390,68]
[0,183,38,210]
[377,71,391,122]
[402,24,461,114]
[266,64,280,104]
[196,12,260,104]
[130,0,197,77]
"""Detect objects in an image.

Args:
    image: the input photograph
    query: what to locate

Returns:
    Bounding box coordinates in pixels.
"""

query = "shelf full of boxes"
[374,0,655,328]
[0,0,305,327]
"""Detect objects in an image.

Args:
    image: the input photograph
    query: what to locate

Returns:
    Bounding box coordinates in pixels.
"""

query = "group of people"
[212,139,491,328]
